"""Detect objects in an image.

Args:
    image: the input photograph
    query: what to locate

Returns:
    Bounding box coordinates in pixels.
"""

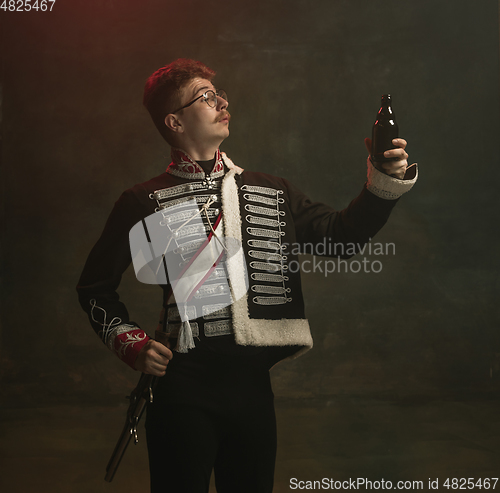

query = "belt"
[166,319,232,339]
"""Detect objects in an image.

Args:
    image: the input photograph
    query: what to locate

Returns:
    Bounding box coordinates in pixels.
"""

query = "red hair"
[143,59,216,144]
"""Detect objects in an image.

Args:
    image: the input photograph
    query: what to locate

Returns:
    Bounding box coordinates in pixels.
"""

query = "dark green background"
[1,0,499,406]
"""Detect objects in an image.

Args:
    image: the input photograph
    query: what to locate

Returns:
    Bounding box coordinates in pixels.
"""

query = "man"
[77,58,417,493]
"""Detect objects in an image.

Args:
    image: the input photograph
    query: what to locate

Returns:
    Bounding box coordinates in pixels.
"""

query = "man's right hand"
[134,339,173,376]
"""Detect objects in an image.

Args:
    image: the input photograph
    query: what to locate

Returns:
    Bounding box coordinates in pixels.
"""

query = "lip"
[217,112,231,123]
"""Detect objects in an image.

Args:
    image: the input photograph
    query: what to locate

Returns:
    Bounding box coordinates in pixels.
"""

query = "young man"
[77,58,417,493]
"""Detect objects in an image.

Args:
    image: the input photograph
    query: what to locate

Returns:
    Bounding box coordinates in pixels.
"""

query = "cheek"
[182,108,215,133]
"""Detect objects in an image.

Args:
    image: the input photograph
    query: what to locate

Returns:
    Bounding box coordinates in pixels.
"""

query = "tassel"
[176,320,196,353]
[176,304,195,353]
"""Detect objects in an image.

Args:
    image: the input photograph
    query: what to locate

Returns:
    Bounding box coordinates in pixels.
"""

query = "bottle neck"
[378,95,394,119]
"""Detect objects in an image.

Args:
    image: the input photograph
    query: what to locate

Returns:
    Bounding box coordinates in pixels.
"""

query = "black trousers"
[145,336,279,493]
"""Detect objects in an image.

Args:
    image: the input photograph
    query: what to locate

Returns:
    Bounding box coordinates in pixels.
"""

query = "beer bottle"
[371,94,399,166]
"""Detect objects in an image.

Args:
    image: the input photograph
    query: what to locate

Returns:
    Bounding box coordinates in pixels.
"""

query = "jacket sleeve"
[76,190,150,369]
[284,160,418,258]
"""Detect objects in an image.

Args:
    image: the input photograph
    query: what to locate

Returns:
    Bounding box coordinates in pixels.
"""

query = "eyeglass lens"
[206,90,227,107]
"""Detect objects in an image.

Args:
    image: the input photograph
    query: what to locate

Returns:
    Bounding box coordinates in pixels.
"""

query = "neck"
[197,156,216,175]
[176,141,220,161]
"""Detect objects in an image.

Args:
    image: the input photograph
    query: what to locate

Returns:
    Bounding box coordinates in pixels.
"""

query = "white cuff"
[366,157,418,200]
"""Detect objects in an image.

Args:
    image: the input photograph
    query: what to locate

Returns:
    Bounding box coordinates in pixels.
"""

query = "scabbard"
[104,320,171,482]
[104,415,135,482]
[104,372,156,482]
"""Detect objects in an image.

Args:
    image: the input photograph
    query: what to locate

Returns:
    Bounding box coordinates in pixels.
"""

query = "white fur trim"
[221,152,244,175]
[366,157,418,200]
[221,166,313,359]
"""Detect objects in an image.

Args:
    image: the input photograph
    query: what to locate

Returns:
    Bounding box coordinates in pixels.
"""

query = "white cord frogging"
[153,194,229,353]
[155,195,228,277]
[89,299,122,344]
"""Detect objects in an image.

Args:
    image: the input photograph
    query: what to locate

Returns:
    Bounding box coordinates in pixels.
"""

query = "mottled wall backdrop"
[1,0,499,407]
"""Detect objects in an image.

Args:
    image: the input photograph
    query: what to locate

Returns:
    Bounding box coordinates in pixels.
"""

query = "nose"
[217,95,228,110]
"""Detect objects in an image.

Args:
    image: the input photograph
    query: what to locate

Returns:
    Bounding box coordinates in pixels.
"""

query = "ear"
[165,114,183,134]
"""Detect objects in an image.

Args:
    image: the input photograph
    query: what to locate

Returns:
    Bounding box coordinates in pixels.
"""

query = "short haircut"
[143,58,216,144]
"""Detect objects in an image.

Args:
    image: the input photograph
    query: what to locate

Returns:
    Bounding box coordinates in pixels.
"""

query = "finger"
[135,357,165,375]
[140,346,171,370]
[364,137,372,154]
[146,365,167,377]
[149,347,172,364]
[381,160,407,171]
[150,354,170,368]
[382,163,407,179]
[151,340,173,360]
[159,347,173,360]
[144,356,169,375]
[384,148,408,160]
[381,166,405,178]
[392,171,405,179]
[392,138,407,149]
[151,370,166,377]
[151,361,168,374]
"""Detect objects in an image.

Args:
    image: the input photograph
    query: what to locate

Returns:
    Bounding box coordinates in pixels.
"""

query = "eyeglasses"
[172,90,228,114]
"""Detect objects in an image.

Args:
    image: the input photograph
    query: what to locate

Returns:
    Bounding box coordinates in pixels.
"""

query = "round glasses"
[172,90,228,114]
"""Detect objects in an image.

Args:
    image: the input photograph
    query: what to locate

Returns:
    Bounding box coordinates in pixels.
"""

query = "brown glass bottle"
[371,94,399,165]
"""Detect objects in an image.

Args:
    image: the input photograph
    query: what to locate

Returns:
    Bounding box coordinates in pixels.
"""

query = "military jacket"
[77,149,417,368]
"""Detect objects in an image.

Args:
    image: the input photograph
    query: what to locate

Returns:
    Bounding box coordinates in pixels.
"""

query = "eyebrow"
[191,85,214,99]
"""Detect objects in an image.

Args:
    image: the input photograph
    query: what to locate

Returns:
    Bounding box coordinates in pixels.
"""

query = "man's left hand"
[365,137,409,179]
